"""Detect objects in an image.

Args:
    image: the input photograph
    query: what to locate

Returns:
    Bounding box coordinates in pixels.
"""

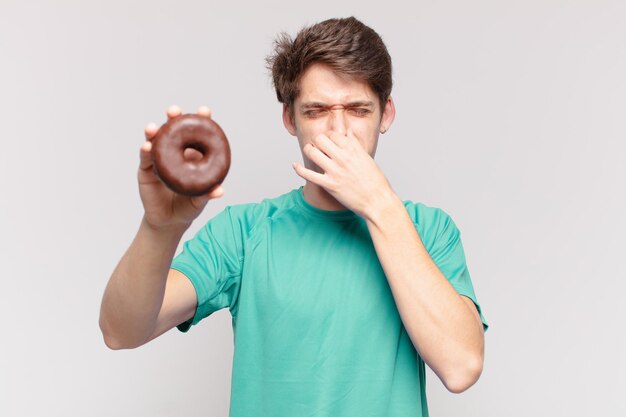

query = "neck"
[302,182,347,211]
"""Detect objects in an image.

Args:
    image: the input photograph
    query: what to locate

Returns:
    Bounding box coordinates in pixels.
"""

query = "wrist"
[140,215,191,237]
[363,190,404,226]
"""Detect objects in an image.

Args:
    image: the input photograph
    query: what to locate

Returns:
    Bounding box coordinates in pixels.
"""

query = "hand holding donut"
[138,105,229,231]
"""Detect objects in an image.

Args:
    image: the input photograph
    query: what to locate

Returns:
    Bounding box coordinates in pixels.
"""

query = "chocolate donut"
[151,114,231,196]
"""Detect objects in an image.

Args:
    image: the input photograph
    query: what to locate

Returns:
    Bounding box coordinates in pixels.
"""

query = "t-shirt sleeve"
[170,206,243,333]
[409,203,489,332]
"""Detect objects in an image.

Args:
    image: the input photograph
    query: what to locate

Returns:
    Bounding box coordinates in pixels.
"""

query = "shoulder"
[222,188,300,236]
[402,200,460,252]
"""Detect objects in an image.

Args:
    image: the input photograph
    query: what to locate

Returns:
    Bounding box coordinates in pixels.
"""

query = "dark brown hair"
[266,17,393,113]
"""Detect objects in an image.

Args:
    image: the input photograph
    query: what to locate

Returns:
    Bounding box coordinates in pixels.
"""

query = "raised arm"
[293,128,485,393]
[99,105,223,349]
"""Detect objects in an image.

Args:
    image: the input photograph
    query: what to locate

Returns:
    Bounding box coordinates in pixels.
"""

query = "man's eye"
[304,109,328,118]
[349,108,371,117]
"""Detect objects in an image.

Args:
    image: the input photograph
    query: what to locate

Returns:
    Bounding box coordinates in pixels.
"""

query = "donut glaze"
[151,114,231,196]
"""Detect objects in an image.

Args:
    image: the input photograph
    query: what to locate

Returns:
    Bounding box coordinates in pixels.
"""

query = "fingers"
[303,143,334,173]
[167,104,211,119]
[139,140,154,170]
[144,122,158,141]
[292,161,332,189]
[169,104,212,118]
[190,185,225,207]
[197,106,212,118]
[311,133,341,160]
[209,185,224,199]
[167,105,182,120]
[183,147,204,161]
[148,105,211,138]
[141,104,212,169]
[326,130,350,148]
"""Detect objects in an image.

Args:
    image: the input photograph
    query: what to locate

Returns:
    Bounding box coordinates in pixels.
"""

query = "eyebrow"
[299,101,376,110]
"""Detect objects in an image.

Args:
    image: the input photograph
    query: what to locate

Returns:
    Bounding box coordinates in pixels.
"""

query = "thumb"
[190,185,225,206]
[209,185,225,199]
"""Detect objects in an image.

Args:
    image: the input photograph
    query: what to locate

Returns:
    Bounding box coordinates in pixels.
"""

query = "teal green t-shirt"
[171,187,488,417]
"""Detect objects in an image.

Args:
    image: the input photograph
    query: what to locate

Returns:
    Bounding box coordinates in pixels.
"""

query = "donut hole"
[182,143,207,162]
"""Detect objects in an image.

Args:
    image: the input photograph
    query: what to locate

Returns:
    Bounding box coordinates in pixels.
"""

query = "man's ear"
[379,96,396,134]
[282,104,297,136]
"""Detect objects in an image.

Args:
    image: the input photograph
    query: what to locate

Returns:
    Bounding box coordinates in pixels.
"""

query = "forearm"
[364,196,484,392]
[99,216,188,349]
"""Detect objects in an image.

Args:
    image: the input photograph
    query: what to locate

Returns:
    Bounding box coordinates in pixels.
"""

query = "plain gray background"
[1,0,624,416]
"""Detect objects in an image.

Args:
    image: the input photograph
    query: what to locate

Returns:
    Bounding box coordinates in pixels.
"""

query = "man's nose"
[327,106,348,135]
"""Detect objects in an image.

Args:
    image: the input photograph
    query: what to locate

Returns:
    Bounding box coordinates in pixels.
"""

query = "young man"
[100,17,488,416]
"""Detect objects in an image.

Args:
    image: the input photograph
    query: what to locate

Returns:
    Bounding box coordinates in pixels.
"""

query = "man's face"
[283,63,395,174]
